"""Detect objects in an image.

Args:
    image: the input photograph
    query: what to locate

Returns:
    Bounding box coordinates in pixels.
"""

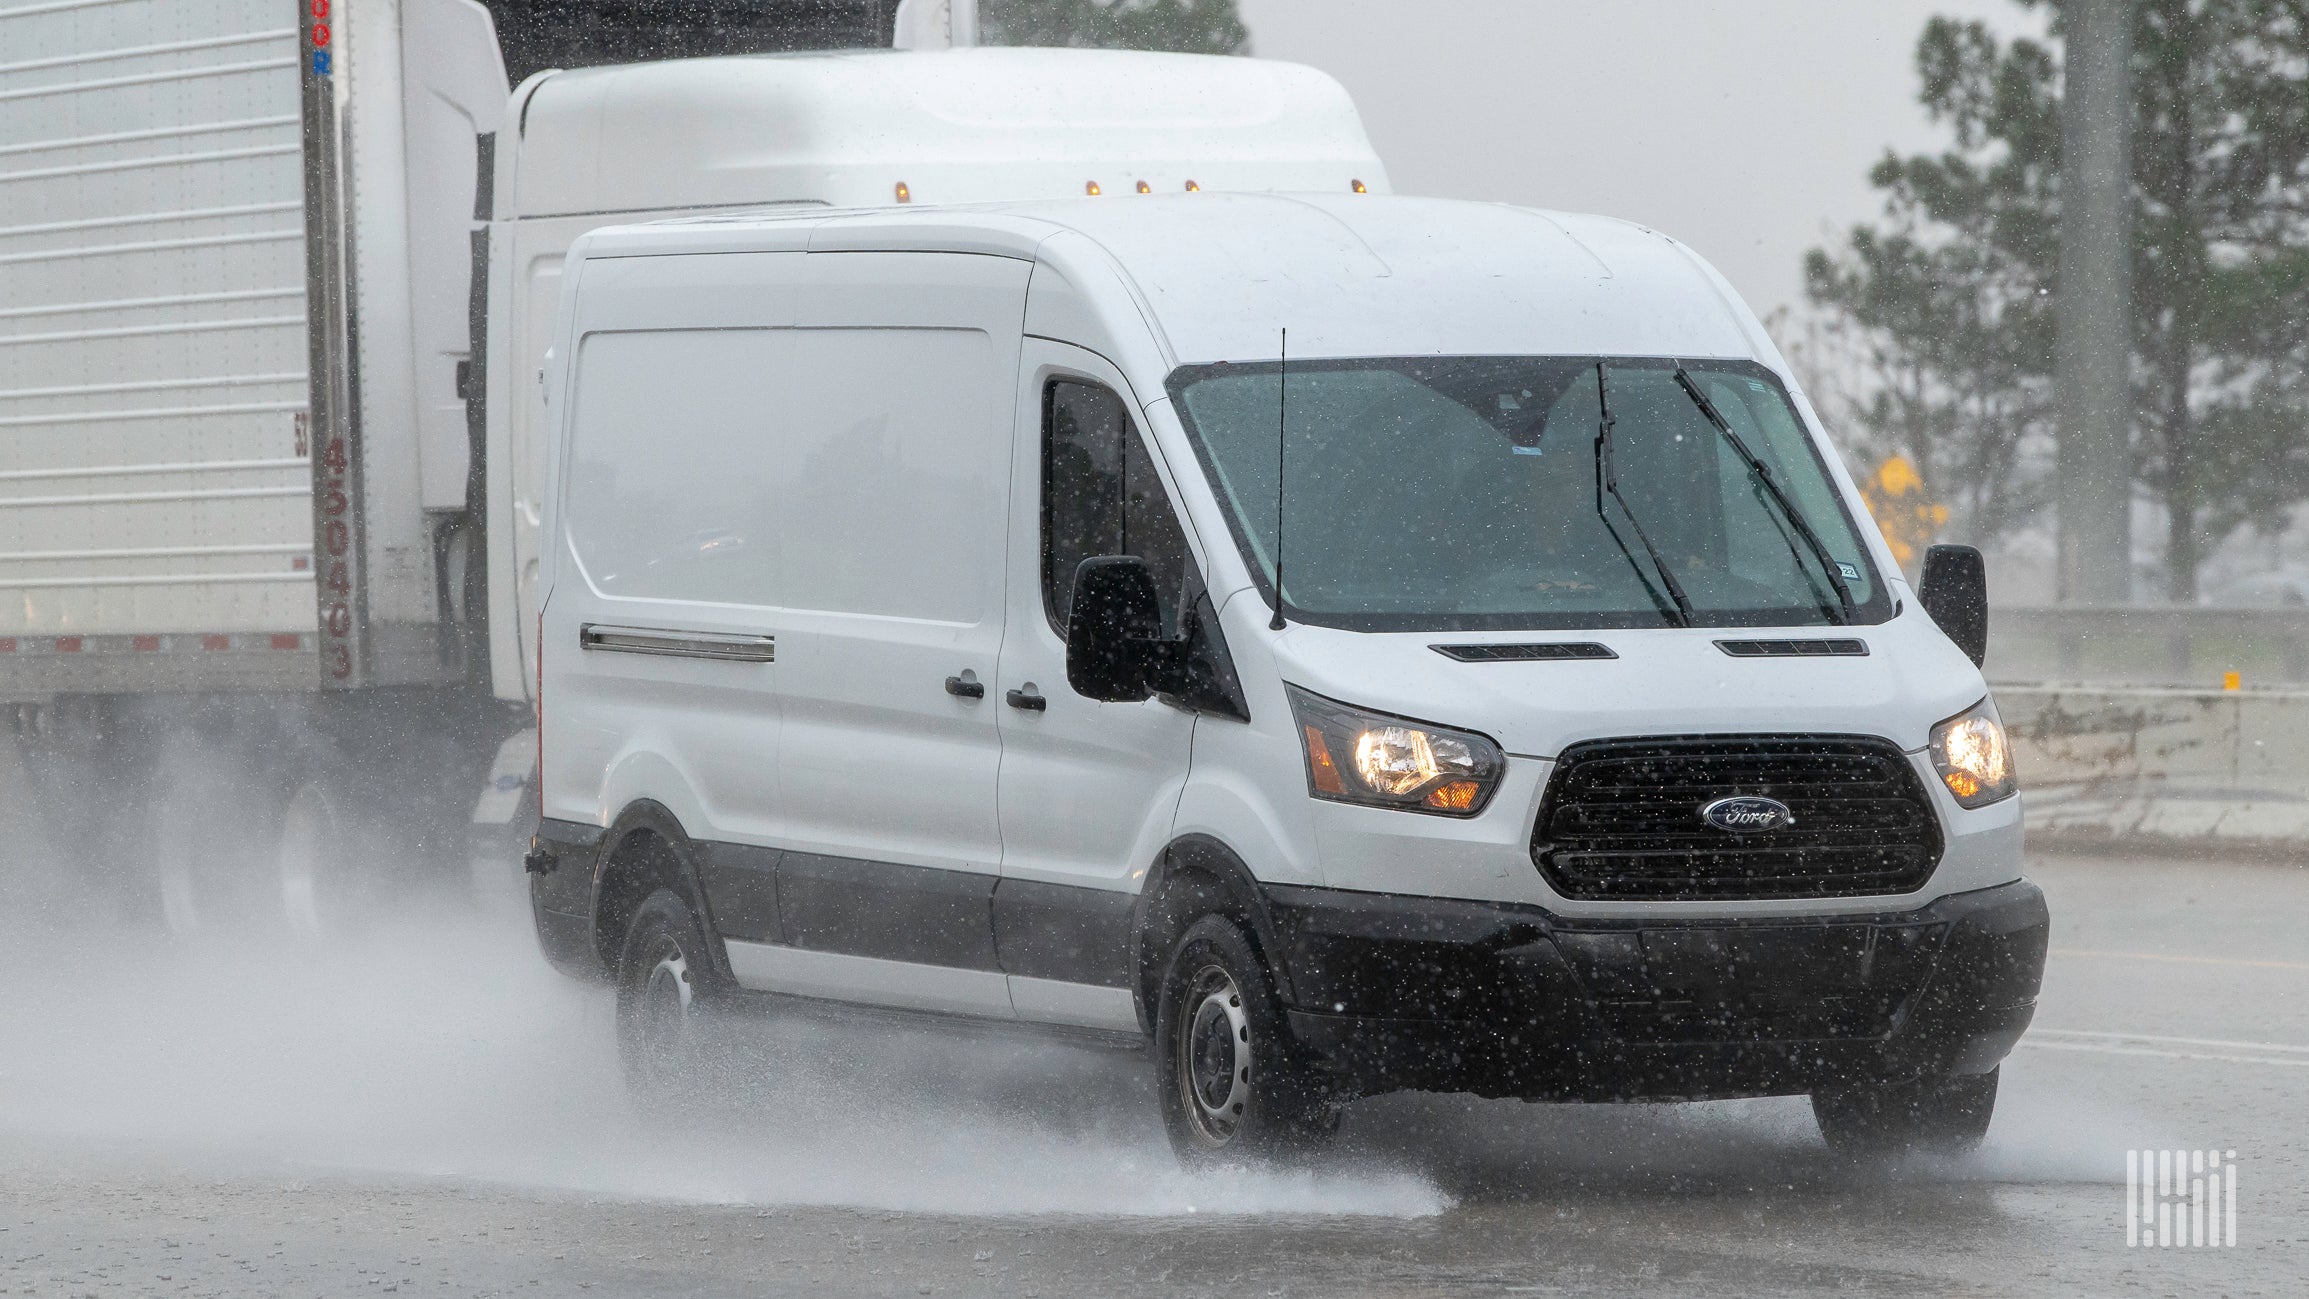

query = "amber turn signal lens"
[1303,725,1345,795]
[894,181,911,203]
[1423,780,1481,812]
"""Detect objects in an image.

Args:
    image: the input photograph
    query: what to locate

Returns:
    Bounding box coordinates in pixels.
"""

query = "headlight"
[1287,686,1505,816]
[1929,699,2016,808]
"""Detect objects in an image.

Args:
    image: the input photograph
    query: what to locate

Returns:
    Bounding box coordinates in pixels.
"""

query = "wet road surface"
[0,851,2299,1296]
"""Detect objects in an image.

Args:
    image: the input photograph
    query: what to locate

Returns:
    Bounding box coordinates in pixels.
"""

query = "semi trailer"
[0,0,1387,929]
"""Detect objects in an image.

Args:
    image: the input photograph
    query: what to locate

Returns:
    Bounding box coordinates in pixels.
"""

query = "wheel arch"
[1131,832,1297,1030]
[587,801,732,984]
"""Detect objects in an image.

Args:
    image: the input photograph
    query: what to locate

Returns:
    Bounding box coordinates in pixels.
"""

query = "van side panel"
[769,252,1029,878]
[542,247,1033,1018]
[541,252,802,839]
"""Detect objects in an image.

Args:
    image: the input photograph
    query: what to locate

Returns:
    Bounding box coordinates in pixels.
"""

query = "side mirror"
[1918,543,1989,668]
[1066,557,1177,702]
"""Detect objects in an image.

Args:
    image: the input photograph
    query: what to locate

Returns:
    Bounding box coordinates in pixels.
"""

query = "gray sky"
[1238,0,2048,322]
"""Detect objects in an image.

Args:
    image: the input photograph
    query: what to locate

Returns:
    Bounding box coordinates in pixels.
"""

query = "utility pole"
[2056,0,2135,605]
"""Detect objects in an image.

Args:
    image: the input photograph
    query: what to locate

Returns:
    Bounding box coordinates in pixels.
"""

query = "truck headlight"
[1929,699,2016,808]
[1287,686,1504,816]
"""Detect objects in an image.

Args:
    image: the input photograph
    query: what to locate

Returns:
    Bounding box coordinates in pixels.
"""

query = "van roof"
[508,49,1386,219]
[577,193,1768,368]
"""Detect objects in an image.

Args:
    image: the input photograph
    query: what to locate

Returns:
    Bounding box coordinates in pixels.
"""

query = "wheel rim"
[1175,962,1252,1147]
[150,764,232,935]
[276,783,339,939]
[629,935,697,1086]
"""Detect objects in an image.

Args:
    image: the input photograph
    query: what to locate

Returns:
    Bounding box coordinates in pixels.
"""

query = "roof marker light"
[1185,179,1200,192]
[1352,179,1369,194]
[1085,180,1102,196]
[894,181,911,204]
[1135,179,1151,194]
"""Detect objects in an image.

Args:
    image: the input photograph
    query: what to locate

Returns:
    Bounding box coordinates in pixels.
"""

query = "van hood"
[1269,603,1986,759]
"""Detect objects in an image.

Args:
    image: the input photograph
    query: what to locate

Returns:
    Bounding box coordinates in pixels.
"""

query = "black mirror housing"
[1066,557,1166,702]
[1918,543,1989,667]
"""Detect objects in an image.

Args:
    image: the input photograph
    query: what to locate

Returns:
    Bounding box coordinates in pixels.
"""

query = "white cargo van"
[530,194,2047,1160]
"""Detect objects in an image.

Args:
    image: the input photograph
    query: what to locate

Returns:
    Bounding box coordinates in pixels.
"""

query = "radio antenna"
[1269,328,1288,631]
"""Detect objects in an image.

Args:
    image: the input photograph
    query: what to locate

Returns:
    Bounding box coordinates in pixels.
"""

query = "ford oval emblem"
[1702,795,1795,834]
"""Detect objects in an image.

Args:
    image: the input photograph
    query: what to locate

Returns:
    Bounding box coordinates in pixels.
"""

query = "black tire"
[1153,914,1339,1165]
[1812,1067,1998,1156]
[275,776,382,942]
[614,888,731,1109]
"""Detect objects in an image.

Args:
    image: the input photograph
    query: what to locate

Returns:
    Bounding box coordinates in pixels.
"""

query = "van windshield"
[1167,357,1893,632]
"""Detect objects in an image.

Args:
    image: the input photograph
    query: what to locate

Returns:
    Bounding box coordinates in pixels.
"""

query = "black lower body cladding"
[528,817,608,978]
[1266,879,2048,1102]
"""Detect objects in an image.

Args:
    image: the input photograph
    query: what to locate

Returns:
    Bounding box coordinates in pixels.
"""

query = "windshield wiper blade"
[1595,363,1694,628]
[1672,367,1857,625]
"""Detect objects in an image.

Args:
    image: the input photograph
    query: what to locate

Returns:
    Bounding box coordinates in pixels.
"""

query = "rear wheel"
[276,779,370,941]
[1813,1067,1998,1156]
[148,747,274,935]
[1154,914,1338,1164]
[615,888,728,1108]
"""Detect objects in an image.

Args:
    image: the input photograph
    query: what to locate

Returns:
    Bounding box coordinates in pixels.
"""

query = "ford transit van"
[526,194,2047,1161]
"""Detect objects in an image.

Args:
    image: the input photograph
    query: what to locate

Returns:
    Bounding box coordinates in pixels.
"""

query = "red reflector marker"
[56,637,82,652]
[133,635,161,652]
[0,638,16,652]
[203,634,231,651]
[271,633,301,650]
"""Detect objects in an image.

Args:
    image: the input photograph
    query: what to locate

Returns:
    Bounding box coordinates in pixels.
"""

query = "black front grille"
[1533,735,1943,901]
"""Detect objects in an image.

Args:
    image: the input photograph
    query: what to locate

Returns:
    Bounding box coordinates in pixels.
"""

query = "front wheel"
[614,888,728,1108]
[1812,1067,1998,1156]
[1154,914,1338,1164]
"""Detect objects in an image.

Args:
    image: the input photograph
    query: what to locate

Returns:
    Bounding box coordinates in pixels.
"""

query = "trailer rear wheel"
[149,752,269,936]
[277,780,367,941]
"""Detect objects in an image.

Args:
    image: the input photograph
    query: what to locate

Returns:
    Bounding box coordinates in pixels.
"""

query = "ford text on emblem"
[1702,796,1795,833]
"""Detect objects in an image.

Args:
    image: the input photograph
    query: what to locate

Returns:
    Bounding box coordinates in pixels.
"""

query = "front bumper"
[1266,878,2047,1102]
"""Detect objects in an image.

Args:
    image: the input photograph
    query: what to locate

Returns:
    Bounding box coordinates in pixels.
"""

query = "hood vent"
[1432,642,1616,663]
[1715,639,1869,658]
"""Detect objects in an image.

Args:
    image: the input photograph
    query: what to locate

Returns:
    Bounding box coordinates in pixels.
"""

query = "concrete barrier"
[1998,684,2309,856]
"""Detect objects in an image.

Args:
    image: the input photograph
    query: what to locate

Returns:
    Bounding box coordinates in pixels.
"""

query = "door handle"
[945,674,985,700]
[1005,684,1047,712]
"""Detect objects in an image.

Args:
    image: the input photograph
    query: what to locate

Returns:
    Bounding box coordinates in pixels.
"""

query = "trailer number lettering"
[315,427,356,677]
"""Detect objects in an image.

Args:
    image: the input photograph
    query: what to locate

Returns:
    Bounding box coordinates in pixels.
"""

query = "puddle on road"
[0,878,2135,1219]
[0,887,1448,1218]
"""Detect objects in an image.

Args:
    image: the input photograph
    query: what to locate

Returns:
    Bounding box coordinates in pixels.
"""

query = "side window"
[1042,379,1193,636]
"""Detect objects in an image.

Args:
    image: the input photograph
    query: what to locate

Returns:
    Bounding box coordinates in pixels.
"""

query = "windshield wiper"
[1672,368,1857,625]
[1595,363,1694,627]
